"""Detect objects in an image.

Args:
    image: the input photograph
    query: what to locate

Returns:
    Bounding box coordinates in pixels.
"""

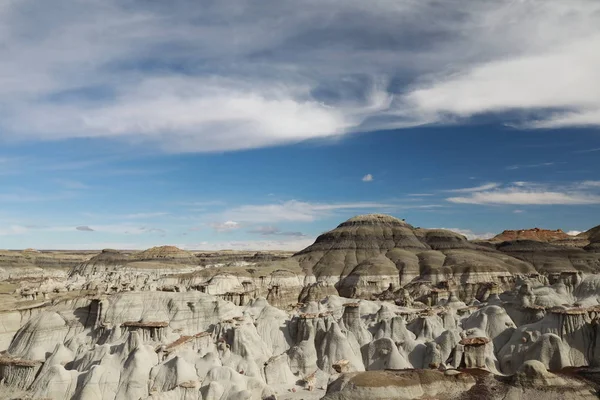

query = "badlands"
[1,214,600,399]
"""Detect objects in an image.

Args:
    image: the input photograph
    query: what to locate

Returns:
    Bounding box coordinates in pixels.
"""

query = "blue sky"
[1,0,599,250]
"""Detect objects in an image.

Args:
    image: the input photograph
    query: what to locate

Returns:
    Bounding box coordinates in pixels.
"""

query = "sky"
[1,0,599,250]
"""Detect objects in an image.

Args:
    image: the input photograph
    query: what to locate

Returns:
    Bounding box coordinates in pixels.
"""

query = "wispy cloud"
[444,183,500,193]
[82,212,169,220]
[579,181,600,188]
[573,147,600,154]
[505,162,556,171]
[247,226,306,237]
[210,221,241,233]
[440,228,495,241]
[0,223,168,236]
[362,174,373,182]
[213,200,443,224]
[218,200,398,223]
[0,192,74,202]
[447,181,600,205]
[54,179,89,189]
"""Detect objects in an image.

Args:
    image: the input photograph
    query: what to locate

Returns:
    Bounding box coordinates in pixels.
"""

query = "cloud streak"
[247,226,306,237]
[218,200,416,223]
[445,183,500,193]
[446,181,600,205]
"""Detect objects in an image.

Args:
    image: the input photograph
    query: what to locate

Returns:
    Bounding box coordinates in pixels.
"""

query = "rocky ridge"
[491,228,572,242]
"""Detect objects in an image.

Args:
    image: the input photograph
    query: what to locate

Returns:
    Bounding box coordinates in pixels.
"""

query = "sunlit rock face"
[295,214,540,304]
[2,217,600,399]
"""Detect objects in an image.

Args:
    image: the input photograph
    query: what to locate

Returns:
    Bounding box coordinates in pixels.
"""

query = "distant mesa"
[490,228,571,243]
[131,245,195,261]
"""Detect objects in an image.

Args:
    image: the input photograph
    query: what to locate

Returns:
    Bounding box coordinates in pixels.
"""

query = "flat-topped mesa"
[121,320,169,342]
[491,228,571,243]
[131,245,196,262]
[337,214,414,228]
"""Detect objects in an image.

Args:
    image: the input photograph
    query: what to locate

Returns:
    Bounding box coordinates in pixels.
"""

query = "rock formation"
[491,228,572,243]
[1,216,600,399]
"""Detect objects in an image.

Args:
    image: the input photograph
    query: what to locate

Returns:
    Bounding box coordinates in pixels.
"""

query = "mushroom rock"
[0,356,43,390]
[455,335,500,373]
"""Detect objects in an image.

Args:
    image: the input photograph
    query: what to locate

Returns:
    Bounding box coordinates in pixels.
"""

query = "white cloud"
[82,212,170,220]
[362,174,373,182]
[513,209,525,214]
[0,225,31,236]
[440,228,495,241]
[579,181,600,188]
[218,200,400,223]
[210,220,241,233]
[445,183,500,193]
[0,224,167,236]
[447,181,600,205]
[53,179,89,189]
[0,0,598,152]
[403,18,600,127]
[505,163,555,171]
[567,230,582,236]
[247,226,306,237]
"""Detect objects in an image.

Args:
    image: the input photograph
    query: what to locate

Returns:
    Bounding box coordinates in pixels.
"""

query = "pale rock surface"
[1,216,600,398]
